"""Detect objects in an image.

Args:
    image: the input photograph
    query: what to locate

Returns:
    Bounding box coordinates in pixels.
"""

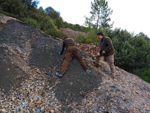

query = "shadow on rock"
[0,47,28,93]
[54,58,102,105]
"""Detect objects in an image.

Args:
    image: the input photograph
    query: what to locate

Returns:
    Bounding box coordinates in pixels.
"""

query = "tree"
[21,0,39,10]
[45,6,63,28]
[85,0,113,29]
[109,29,150,74]
[136,32,149,39]
[0,0,39,18]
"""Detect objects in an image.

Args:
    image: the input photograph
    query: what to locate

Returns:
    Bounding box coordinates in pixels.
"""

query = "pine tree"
[85,0,113,29]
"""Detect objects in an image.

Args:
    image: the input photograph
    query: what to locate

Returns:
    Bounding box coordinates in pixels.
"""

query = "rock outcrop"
[60,28,88,38]
[0,14,150,113]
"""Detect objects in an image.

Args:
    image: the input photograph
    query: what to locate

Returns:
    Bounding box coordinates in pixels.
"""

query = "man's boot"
[86,69,91,73]
[109,73,115,79]
[56,72,63,77]
[109,75,114,79]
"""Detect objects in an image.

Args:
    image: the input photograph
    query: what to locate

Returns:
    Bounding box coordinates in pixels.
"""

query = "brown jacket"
[59,38,89,73]
[99,36,115,57]
[61,38,76,54]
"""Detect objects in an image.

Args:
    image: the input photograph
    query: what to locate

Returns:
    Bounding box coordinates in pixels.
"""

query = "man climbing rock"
[94,32,115,79]
[56,36,90,77]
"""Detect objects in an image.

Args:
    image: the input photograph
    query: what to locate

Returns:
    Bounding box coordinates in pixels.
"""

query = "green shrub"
[50,28,61,37]
[147,54,150,61]
[75,33,86,43]
[87,30,98,43]
[139,54,150,83]
[23,18,40,29]
[43,30,49,35]
[140,69,150,83]
[59,32,68,39]
[85,38,93,43]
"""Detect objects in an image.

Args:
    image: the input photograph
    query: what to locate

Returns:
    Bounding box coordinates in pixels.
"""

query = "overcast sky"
[38,0,150,37]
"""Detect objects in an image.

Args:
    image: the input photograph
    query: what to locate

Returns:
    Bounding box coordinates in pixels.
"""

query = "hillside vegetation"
[0,0,150,82]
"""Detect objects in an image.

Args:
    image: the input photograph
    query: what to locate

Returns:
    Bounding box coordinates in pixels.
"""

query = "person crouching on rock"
[56,36,91,77]
[93,32,115,79]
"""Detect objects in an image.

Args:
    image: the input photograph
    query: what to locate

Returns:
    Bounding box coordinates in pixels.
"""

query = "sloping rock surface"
[0,14,150,113]
[60,28,88,38]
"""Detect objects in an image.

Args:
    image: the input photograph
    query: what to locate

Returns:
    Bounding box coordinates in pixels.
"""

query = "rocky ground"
[0,14,150,113]
[60,28,88,38]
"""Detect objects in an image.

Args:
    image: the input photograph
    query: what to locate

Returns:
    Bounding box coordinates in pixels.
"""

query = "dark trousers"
[60,46,88,74]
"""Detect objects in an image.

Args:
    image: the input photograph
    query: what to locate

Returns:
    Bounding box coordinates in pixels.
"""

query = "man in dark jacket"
[94,32,115,79]
[56,36,90,77]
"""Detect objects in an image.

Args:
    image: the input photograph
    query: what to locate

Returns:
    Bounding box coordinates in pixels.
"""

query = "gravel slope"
[0,14,150,113]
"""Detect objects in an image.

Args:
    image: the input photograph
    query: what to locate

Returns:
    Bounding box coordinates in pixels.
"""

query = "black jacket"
[99,36,115,57]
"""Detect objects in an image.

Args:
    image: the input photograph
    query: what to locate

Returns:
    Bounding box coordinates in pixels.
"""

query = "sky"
[38,0,150,38]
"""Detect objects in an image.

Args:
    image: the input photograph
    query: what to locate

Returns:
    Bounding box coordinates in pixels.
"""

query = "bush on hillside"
[87,30,98,43]
[59,32,68,39]
[0,6,2,11]
[85,39,93,43]
[147,54,150,60]
[49,28,61,37]
[23,18,40,29]
[39,17,57,36]
[140,54,150,83]
[140,70,150,83]
[75,33,86,43]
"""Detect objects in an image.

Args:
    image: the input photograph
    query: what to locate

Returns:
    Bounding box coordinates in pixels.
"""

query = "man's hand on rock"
[58,51,61,55]
[102,51,106,54]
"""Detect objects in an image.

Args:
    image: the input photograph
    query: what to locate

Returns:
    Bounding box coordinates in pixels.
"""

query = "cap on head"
[97,32,104,36]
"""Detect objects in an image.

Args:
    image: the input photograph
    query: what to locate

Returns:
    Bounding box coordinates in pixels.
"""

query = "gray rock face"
[0,14,150,113]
